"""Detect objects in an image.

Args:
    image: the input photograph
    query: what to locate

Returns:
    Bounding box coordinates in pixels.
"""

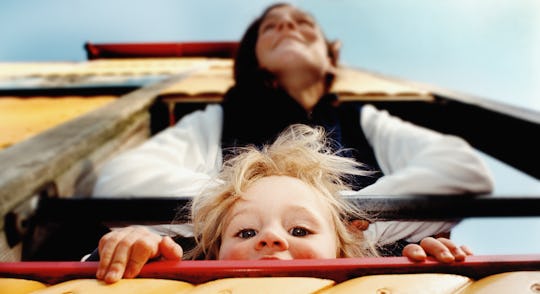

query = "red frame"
[1,255,539,285]
[84,41,239,60]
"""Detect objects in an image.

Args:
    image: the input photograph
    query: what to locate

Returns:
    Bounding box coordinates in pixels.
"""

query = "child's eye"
[236,229,257,239]
[289,227,310,237]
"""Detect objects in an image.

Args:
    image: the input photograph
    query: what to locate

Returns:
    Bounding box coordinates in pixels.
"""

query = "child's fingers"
[402,244,427,261]
[97,228,133,280]
[419,237,455,263]
[159,236,184,261]
[103,230,144,283]
[460,244,474,256]
[436,238,467,262]
[97,226,158,283]
[123,233,162,278]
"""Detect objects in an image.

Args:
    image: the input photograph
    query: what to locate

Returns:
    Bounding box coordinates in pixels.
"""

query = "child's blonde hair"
[186,124,378,259]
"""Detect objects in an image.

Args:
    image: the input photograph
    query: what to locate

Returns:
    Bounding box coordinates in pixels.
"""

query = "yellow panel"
[322,273,473,294]
[73,58,212,76]
[0,62,77,78]
[159,59,234,98]
[0,96,115,149]
[159,63,432,102]
[0,58,211,78]
[460,271,540,294]
[188,277,335,294]
[0,278,48,294]
[0,59,214,90]
[332,67,431,99]
[32,278,194,294]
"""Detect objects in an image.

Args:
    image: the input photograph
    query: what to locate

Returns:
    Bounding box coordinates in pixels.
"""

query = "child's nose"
[256,229,289,250]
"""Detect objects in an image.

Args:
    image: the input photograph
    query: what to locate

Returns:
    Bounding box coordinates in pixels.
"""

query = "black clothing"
[221,86,383,189]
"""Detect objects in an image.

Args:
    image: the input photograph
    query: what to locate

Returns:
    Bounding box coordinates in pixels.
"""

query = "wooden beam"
[0,75,187,231]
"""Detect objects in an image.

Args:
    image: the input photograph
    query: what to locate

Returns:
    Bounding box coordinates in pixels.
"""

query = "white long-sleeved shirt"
[93,104,494,245]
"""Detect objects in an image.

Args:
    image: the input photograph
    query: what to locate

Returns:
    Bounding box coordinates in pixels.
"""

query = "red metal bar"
[1,255,539,285]
[84,41,239,60]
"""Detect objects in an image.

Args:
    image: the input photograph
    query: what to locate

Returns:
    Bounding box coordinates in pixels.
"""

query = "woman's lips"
[273,34,304,48]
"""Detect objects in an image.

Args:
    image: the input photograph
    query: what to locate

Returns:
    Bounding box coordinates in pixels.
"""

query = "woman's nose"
[256,229,289,250]
[276,16,296,31]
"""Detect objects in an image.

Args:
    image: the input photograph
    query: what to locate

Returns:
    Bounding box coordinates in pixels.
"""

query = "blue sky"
[1,0,539,254]
[2,0,539,111]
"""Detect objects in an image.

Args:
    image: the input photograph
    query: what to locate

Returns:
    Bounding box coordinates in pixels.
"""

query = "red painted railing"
[1,255,539,285]
[84,41,239,60]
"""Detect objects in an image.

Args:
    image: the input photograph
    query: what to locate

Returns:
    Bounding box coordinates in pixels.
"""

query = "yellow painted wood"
[188,277,335,294]
[3,272,540,293]
[0,278,47,294]
[321,273,473,294]
[159,62,433,103]
[0,74,182,233]
[460,271,540,294]
[0,96,115,150]
[31,278,193,294]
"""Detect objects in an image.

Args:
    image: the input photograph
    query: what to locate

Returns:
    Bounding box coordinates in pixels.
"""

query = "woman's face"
[255,5,333,78]
[218,175,339,260]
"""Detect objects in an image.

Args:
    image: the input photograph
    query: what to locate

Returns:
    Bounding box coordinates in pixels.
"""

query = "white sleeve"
[355,104,494,246]
[357,104,494,196]
[92,104,223,198]
[364,220,457,246]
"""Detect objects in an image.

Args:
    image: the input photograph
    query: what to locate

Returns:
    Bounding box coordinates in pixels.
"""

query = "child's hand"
[96,226,183,283]
[402,237,472,263]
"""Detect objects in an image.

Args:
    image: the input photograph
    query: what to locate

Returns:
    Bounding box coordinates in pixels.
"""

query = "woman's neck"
[277,70,325,112]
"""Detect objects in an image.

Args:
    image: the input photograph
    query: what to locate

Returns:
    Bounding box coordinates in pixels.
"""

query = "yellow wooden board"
[0,58,210,78]
[31,278,194,294]
[0,96,115,149]
[186,277,335,294]
[460,271,540,294]
[3,272,540,294]
[158,61,432,102]
[332,67,432,101]
[0,278,48,294]
[321,273,473,294]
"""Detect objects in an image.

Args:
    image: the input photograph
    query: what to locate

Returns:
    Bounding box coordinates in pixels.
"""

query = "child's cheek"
[218,241,250,260]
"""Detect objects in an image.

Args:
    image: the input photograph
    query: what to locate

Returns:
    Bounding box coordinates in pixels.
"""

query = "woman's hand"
[96,226,183,283]
[402,237,472,263]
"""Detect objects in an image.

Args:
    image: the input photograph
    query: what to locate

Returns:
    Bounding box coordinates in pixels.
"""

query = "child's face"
[218,175,338,260]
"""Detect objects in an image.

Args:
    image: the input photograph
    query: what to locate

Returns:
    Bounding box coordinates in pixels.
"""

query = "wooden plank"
[54,112,150,197]
[0,230,21,262]
[0,96,116,150]
[0,59,212,96]
[0,74,187,231]
[158,65,434,104]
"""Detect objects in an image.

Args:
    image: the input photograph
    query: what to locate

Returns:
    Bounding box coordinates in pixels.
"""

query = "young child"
[96,124,471,284]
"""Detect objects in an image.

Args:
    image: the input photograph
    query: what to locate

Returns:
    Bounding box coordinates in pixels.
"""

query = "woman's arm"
[92,105,223,197]
[356,104,494,250]
[357,104,494,195]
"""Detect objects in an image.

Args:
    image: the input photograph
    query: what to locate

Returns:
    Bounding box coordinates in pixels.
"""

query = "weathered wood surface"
[0,230,21,262]
[0,75,187,242]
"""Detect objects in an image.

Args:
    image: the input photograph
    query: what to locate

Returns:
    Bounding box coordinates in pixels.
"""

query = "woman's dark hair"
[233,2,338,90]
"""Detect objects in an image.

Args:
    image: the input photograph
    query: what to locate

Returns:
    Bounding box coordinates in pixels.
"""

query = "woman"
[92,2,493,262]
[96,124,472,284]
